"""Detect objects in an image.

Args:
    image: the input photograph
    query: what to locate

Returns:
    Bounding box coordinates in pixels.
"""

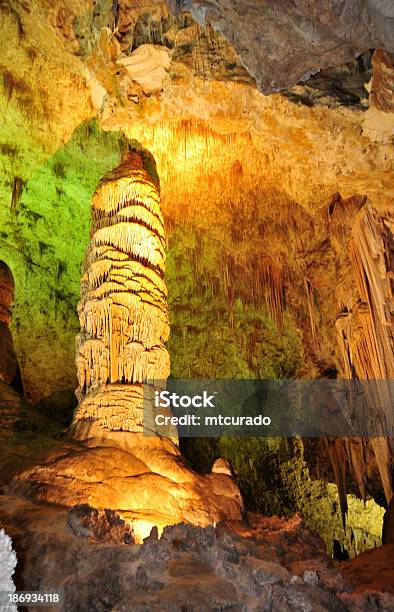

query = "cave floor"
[0,493,393,611]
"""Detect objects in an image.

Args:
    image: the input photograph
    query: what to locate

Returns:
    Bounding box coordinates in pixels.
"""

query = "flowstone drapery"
[72,150,170,438]
[333,202,394,512]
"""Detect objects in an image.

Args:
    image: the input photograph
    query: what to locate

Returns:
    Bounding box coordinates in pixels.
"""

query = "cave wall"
[0,118,124,401]
[181,436,385,558]
[1,112,309,400]
[0,0,93,400]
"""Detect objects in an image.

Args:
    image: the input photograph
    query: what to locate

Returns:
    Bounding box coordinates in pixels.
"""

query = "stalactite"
[348,206,394,380]
[305,279,317,342]
[253,255,284,327]
[10,177,24,213]
[345,437,367,502]
[334,203,394,507]
[72,149,170,437]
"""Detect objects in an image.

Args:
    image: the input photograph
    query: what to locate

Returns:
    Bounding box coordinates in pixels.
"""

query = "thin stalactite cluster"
[333,204,394,515]
[73,150,170,435]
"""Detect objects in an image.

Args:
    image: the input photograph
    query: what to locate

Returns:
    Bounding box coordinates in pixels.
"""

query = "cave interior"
[0,1,393,610]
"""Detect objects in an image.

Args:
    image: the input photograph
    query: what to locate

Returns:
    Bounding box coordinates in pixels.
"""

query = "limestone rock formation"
[0,262,26,432]
[9,440,244,538]
[168,0,394,93]
[67,504,135,544]
[339,541,394,606]
[303,196,394,519]
[363,48,394,142]
[370,49,394,112]
[382,497,394,544]
[337,203,394,381]
[283,51,372,109]
[0,383,26,432]
[117,44,171,94]
[334,202,394,507]
[2,0,394,407]
[73,148,170,439]
[1,495,394,611]
[9,149,243,532]
[0,0,393,556]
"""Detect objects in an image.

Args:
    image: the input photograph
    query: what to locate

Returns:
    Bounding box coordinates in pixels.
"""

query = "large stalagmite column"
[72,149,170,440]
[12,146,243,528]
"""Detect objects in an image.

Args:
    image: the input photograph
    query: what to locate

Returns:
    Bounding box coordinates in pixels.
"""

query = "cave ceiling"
[68,0,394,216]
[168,0,394,93]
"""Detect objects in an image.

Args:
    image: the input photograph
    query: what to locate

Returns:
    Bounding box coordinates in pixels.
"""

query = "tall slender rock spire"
[73,148,170,438]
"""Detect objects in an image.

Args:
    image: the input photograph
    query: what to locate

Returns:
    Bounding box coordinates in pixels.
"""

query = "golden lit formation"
[73,150,170,437]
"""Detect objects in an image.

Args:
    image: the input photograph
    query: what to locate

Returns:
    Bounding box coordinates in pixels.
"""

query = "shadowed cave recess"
[0,0,394,610]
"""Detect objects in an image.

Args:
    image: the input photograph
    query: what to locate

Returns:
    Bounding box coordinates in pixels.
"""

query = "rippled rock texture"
[8,437,244,537]
[73,148,170,437]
